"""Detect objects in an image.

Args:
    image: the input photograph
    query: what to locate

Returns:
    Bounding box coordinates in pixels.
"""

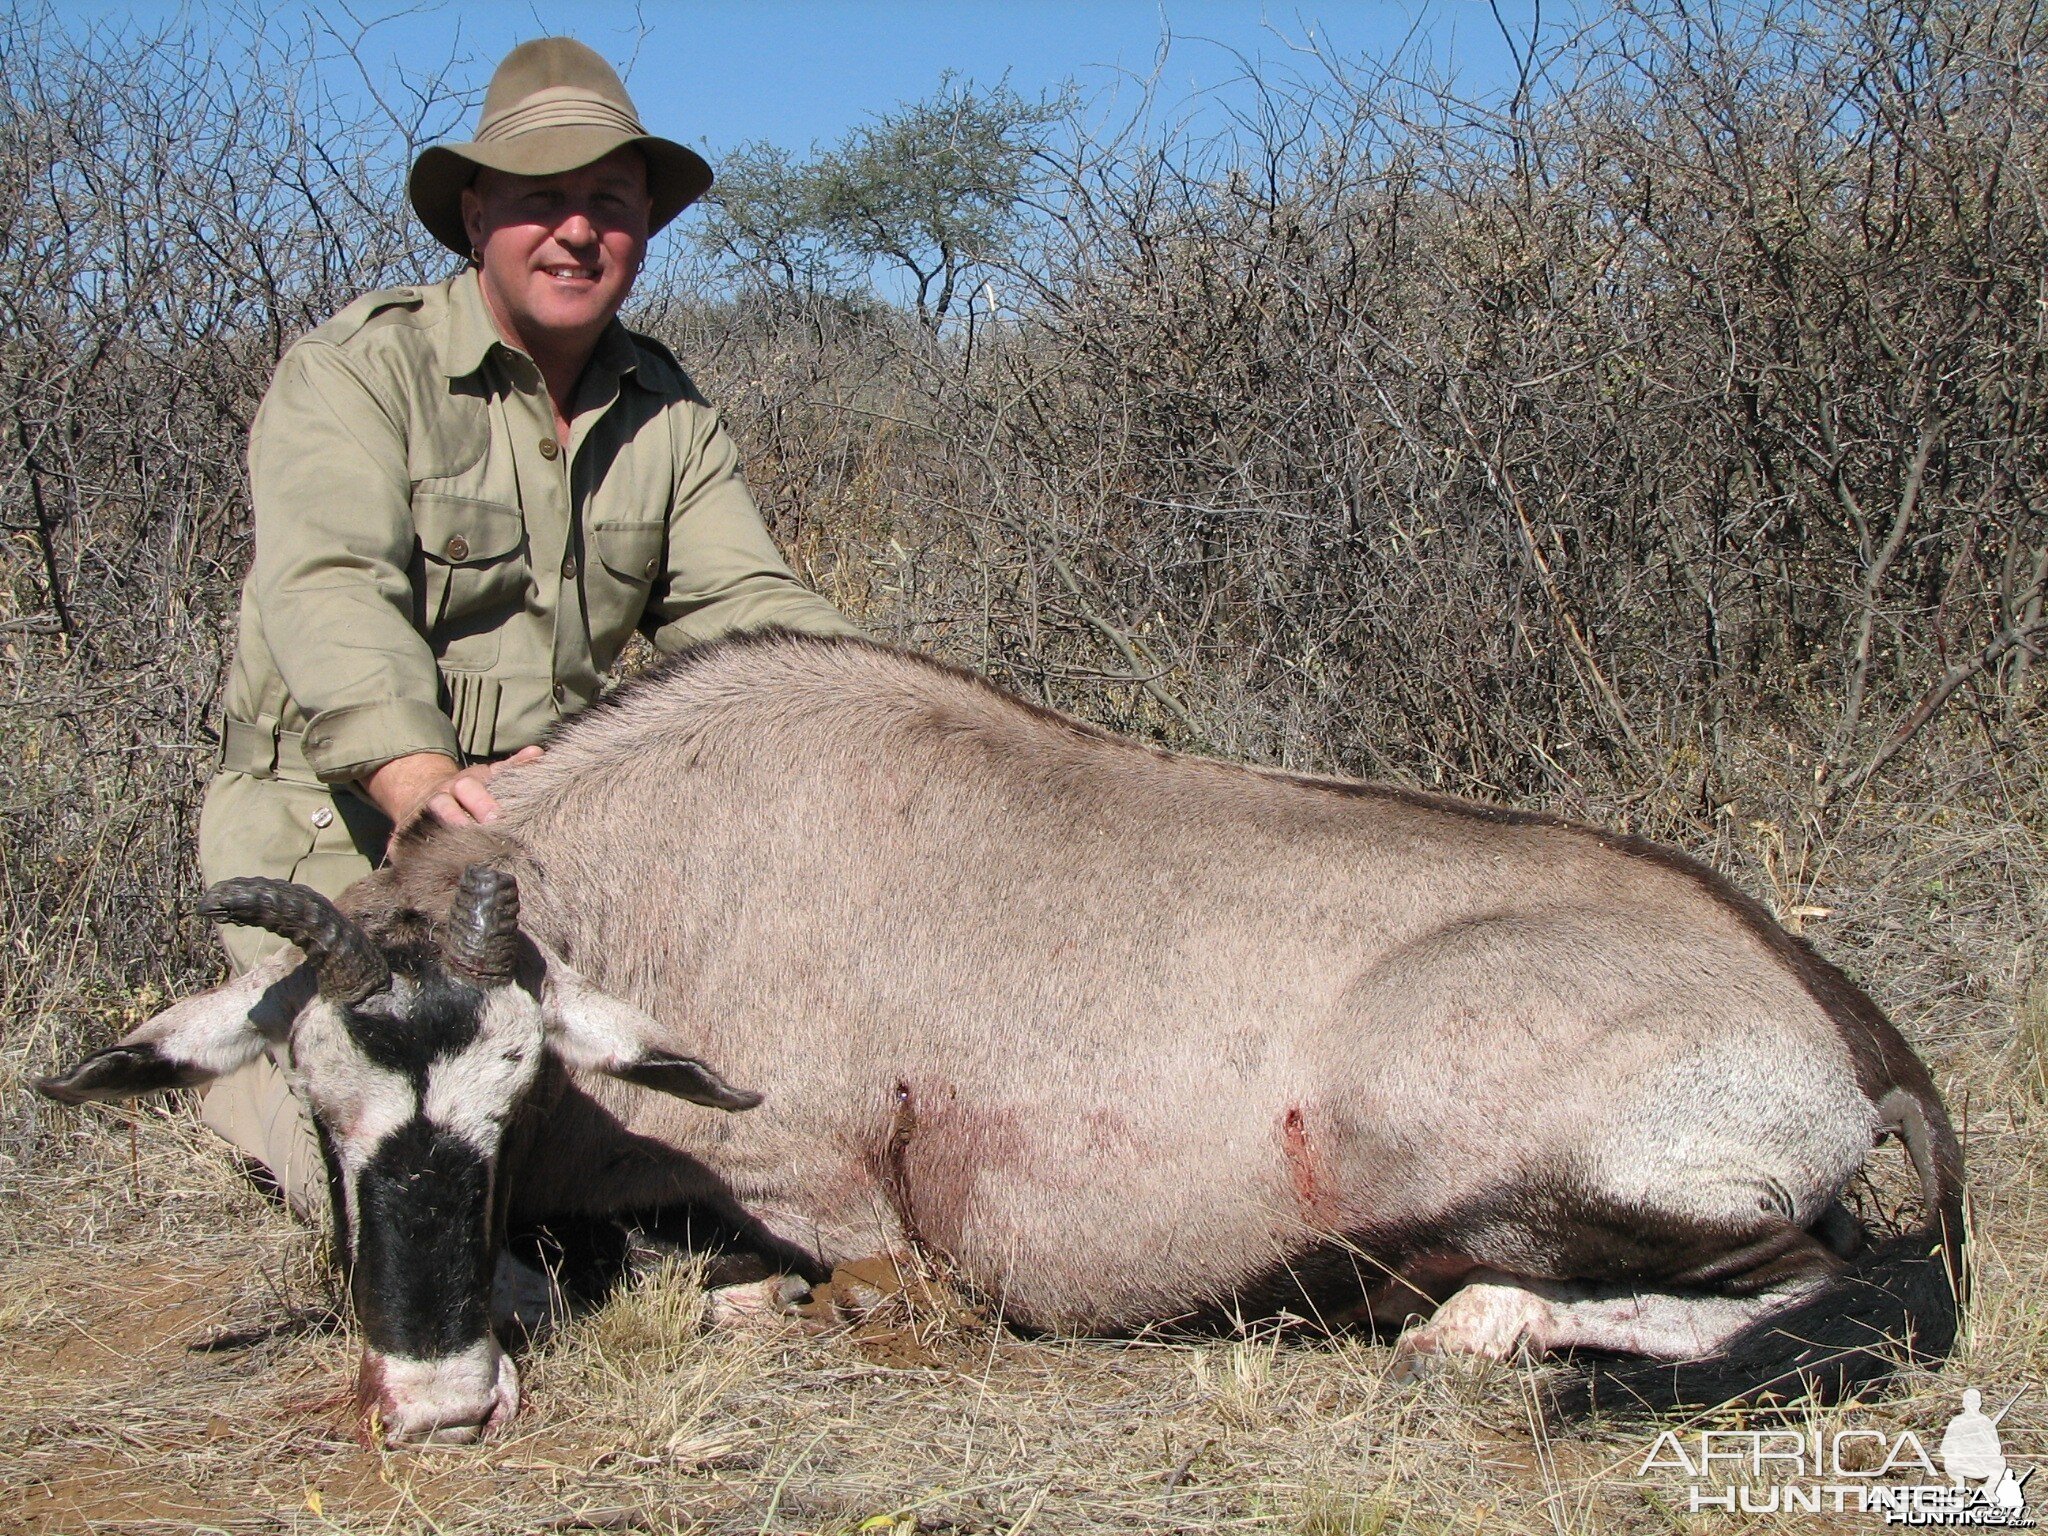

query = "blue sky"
[57,2,1564,159]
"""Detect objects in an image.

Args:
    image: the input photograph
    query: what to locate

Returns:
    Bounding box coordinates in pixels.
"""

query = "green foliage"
[693,139,843,300]
[697,74,1059,326]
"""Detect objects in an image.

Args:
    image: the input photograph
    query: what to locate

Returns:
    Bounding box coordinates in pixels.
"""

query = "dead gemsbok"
[41,632,1964,1442]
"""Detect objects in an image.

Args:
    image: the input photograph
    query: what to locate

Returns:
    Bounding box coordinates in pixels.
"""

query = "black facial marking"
[36,1043,207,1104]
[342,966,484,1090]
[350,1115,493,1359]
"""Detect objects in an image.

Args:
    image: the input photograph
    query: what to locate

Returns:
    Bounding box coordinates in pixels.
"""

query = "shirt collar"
[441,268,502,381]
[587,319,645,389]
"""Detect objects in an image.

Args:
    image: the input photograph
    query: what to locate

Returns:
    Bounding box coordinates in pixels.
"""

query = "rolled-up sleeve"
[642,405,859,651]
[248,344,459,781]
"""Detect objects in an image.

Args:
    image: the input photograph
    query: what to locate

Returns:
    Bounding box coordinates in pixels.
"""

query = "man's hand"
[363,745,544,830]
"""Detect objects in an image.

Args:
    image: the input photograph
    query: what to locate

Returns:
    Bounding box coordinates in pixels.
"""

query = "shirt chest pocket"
[585,520,667,665]
[413,493,528,650]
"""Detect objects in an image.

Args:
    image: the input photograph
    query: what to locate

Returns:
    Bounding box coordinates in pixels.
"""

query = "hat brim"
[409,129,713,256]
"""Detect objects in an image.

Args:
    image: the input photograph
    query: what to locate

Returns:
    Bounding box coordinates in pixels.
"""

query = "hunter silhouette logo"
[1638,1389,2033,1524]
[1941,1391,2032,1518]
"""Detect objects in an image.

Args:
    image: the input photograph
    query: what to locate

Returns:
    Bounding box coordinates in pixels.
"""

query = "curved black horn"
[199,878,390,1004]
[443,865,520,984]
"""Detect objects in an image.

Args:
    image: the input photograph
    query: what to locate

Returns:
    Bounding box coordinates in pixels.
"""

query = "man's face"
[462,148,651,358]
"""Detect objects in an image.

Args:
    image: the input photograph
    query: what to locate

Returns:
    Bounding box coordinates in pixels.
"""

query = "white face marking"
[422,990,546,1155]
[284,976,547,1267]
[288,994,420,1175]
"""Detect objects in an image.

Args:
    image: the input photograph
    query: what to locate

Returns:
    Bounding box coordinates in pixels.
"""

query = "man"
[199,37,856,1208]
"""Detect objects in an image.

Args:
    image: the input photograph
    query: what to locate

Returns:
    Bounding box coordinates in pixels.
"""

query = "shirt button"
[561,555,578,579]
[538,437,560,460]
[643,556,659,578]
[445,534,470,560]
[310,806,333,829]
[552,682,569,705]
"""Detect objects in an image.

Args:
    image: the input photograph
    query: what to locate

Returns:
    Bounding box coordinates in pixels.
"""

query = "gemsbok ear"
[537,951,762,1113]
[611,1051,764,1111]
[36,951,311,1106]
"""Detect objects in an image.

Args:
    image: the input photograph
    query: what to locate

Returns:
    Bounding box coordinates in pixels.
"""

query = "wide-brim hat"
[409,37,713,257]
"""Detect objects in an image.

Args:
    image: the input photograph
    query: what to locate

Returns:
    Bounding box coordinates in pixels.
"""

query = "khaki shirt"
[220,268,854,784]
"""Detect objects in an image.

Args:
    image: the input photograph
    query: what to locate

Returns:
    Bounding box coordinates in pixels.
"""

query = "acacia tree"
[697,75,1058,327]
[691,140,841,301]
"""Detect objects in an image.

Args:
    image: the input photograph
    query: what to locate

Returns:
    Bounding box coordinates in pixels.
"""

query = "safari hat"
[408,37,713,257]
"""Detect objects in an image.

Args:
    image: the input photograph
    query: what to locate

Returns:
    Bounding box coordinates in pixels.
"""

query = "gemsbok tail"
[1558,1082,1966,1419]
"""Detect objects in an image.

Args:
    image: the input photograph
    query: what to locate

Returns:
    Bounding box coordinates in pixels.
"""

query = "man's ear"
[460,182,488,255]
[537,950,761,1113]
[36,951,310,1105]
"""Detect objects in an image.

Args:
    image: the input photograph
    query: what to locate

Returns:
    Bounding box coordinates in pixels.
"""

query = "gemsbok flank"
[41,632,1965,1444]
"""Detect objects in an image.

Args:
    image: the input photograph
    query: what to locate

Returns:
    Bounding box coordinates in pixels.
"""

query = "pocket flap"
[415,493,525,565]
[592,520,666,583]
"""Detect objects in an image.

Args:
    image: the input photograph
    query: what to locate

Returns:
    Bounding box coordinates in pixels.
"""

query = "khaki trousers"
[195,767,390,1217]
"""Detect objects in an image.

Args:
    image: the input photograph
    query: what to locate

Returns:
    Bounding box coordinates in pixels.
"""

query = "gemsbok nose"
[357,1336,519,1446]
